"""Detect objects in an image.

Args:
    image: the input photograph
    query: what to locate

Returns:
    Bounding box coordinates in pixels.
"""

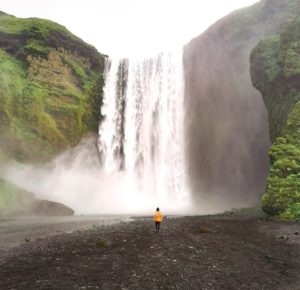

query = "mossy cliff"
[251,17,300,219]
[0,11,106,162]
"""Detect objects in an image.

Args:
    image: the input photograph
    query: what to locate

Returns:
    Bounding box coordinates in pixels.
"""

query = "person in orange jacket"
[153,207,163,232]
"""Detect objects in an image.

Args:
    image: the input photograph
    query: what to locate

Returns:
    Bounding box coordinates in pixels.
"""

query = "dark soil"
[0,215,300,290]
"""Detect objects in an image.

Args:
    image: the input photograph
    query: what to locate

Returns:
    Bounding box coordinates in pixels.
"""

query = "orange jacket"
[153,211,163,222]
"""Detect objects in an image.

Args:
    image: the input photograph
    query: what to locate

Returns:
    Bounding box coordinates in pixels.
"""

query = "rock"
[280,235,289,241]
[32,200,74,216]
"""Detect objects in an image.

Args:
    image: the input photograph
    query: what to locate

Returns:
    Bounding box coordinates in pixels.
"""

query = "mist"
[1,1,283,216]
[3,134,193,215]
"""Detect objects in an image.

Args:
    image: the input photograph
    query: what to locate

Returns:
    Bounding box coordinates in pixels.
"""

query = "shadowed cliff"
[184,0,300,211]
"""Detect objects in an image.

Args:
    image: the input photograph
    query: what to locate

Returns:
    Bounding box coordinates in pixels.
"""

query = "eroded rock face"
[250,17,300,218]
[32,200,74,216]
[183,0,300,210]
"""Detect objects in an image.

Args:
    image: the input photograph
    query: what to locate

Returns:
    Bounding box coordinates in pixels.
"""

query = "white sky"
[1,0,259,57]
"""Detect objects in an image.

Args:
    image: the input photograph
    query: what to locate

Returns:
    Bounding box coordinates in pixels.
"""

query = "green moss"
[0,12,106,69]
[0,12,106,163]
[280,17,300,49]
[95,241,109,248]
[0,13,74,40]
[60,54,88,85]
[0,178,19,209]
[24,40,50,58]
[251,36,281,85]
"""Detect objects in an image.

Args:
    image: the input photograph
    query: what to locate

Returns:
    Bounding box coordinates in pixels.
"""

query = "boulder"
[32,199,74,216]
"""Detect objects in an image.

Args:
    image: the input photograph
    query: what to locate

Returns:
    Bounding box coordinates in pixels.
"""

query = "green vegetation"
[0,11,106,162]
[281,203,300,220]
[251,17,300,219]
[0,13,104,64]
[198,227,213,234]
[0,178,19,210]
[250,36,281,85]
[0,13,65,34]
[262,102,300,218]
[95,240,109,248]
[0,176,38,215]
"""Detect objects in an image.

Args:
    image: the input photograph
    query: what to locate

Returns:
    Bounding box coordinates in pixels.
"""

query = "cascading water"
[99,50,190,213]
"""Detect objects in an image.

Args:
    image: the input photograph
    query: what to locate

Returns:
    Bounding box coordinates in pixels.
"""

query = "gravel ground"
[0,215,130,263]
[0,215,299,289]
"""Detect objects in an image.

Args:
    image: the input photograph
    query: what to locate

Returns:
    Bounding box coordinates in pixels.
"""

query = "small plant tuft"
[199,227,213,234]
[95,240,109,248]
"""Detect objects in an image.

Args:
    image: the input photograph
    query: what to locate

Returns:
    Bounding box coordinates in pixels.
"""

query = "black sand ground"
[0,215,300,290]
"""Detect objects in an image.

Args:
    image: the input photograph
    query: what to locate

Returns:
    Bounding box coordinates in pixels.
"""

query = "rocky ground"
[0,214,300,290]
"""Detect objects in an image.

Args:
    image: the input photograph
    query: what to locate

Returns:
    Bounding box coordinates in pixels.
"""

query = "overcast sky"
[1,0,259,57]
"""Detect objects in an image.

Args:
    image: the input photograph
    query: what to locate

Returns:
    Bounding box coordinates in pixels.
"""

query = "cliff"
[183,0,300,209]
[0,11,106,163]
[251,17,300,219]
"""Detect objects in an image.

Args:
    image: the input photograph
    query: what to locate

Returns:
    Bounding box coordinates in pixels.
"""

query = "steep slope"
[184,0,300,210]
[0,12,106,162]
[251,17,300,218]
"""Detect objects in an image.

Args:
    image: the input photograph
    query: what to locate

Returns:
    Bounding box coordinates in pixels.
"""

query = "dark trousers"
[155,222,160,231]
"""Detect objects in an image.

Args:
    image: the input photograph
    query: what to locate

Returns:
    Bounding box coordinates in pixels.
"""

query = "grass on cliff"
[0,12,105,69]
[0,14,72,59]
[0,45,103,162]
[0,13,77,42]
[0,49,61,161]
[280,17,300,80]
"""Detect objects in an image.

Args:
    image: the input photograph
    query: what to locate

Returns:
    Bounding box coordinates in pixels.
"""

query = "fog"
[3,135,192,215]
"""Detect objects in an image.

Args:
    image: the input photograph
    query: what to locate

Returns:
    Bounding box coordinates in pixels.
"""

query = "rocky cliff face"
[183,0,300,210]
[0,12,106,163]
[251,17,300,218]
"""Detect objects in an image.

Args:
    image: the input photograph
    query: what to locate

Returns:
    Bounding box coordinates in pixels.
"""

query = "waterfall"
[99,50,189,213]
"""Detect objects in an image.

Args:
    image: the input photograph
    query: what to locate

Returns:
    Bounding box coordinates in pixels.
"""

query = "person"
[153,207,163,232]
